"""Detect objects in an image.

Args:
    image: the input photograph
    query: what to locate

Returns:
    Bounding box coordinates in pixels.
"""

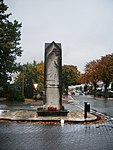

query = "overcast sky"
[5,0,113,72]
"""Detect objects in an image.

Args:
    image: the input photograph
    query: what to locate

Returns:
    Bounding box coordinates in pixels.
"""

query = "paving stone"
[0,121,113,150]
[0,98,113,150]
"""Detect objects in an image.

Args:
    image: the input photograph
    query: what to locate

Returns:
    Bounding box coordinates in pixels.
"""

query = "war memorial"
[37,41,68,116]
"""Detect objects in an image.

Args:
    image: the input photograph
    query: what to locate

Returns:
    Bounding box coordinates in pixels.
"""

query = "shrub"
[7,84,24,102]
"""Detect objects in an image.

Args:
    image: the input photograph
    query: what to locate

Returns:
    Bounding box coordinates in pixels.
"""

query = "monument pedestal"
[37,109,69,116]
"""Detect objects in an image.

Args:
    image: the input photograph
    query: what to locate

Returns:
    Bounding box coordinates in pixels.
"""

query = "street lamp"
[33,83,38,101]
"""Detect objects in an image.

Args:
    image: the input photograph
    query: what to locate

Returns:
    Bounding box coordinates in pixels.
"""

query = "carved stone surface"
[44,41,62,110]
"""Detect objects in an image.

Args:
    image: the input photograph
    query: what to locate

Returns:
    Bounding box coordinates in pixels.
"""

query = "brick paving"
[0,120,113,150]
[0,97,113,150]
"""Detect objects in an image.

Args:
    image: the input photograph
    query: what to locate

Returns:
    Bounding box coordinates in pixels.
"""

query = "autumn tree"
[77,72,89,84]
[84,60,100,96]
[77,73,90,93]
[36,61,44,95]
[62,65,80,94]
[77,60,100,96]
[0,0,22,95]
[78,53,113,97]
[15,61,44,99]
[98,54,113,96]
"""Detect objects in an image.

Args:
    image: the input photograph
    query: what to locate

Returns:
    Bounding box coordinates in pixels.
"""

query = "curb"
[0,118,98,124]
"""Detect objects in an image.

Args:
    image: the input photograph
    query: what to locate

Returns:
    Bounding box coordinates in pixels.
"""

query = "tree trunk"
[104,83,109,98]
[93,83,97,97]
[65,85,68,95]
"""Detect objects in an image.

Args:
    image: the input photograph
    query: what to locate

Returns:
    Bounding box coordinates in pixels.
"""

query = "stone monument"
[44,41,62,110]
[37,41,68,116]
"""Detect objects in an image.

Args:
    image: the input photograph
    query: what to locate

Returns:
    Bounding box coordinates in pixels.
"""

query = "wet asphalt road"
[72,94,113,117]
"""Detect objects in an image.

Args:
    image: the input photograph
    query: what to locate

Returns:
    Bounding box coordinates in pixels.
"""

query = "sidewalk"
[0,96,97,123]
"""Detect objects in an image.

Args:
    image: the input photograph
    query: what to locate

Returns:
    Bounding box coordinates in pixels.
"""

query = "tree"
[78,53,113,97]
[84,60,100,96]
[15,61,44,99]
[36,61,44,95]
[77,73,89,84]
[77,60,100,96]
[98,54,113,97]
[77,73,91,93]
[15,61,38,98]
[0,0,22,95]
[62,65,80,94]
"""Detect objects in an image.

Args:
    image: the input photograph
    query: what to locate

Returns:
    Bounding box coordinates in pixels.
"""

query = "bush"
[96,91,104,97]
[7,84,24,102]
[106,92,113,98]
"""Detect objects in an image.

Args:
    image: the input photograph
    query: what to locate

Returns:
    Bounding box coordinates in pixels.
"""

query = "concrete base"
[37,110,69,117]
[0,110,98,123]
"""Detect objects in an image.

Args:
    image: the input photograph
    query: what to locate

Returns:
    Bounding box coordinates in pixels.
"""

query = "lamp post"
[34,83,38,101]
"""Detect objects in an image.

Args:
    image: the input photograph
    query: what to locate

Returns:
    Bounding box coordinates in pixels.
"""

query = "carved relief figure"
[47,48,59,84]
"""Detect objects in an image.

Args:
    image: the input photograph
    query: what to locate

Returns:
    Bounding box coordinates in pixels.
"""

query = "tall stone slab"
[44,41,62,110]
